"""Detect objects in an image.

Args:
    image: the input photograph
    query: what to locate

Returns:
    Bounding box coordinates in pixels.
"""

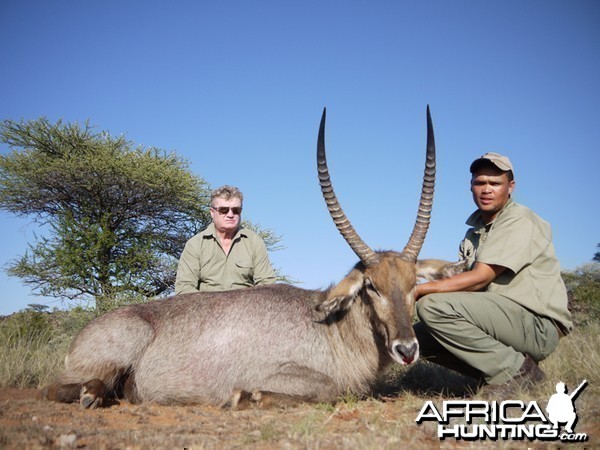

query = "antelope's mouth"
[391,338,419,365]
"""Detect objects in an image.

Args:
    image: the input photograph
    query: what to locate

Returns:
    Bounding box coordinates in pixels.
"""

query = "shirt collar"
[466,198,514,228]
[202,222,246,240]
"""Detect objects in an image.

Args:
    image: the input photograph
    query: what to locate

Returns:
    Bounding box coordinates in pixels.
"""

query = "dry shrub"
[0,306,94,387]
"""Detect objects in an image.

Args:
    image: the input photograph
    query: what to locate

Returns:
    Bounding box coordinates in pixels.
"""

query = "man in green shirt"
[175,185,276,294]
[414,152,572,394]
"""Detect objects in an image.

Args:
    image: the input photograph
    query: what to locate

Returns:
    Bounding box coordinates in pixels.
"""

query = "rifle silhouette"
[569,379,587,401]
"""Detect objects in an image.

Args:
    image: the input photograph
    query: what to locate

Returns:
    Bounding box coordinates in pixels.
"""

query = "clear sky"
[0,1,598,315]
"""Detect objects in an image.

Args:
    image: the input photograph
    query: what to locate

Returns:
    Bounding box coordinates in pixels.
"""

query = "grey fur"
[45,257,460,406]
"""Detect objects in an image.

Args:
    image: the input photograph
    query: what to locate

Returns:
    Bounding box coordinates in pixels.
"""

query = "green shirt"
[175,223,276,294]
[459,200,573,334]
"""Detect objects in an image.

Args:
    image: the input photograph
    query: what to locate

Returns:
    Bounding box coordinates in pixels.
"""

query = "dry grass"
[1,304,598,448]
[0,308,93,388]
[0,323,598,448]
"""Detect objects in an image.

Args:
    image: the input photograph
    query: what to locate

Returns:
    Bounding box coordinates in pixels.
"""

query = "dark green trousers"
[414,292,559,384]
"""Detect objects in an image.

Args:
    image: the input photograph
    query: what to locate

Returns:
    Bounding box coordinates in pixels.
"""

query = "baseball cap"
[469,152,514,174]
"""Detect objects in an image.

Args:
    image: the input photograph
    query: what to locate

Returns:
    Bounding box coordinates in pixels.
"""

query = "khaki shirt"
[175,223,276,294]
[459,200,573,334]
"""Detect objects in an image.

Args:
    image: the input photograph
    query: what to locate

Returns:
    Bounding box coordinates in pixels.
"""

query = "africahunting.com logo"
[415,380,589,443]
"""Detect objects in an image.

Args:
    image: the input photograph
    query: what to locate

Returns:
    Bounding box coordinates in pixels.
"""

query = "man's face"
[470,168,515,223]
[210,197,242,234]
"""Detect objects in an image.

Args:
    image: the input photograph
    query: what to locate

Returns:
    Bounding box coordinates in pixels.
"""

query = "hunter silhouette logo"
[415,379,590,442]
[546,379,587,434]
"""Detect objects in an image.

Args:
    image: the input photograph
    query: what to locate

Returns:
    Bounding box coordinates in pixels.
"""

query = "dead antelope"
[42,106,462,409]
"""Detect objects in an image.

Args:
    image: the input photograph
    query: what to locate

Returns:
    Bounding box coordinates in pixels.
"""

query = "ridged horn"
[401,105,436,262]
[317,108,380,267]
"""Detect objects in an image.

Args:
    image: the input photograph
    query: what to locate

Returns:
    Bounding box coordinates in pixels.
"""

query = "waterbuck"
[42,106,463,409]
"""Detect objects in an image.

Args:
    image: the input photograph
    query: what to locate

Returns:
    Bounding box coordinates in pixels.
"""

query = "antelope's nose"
[395,342,418,364]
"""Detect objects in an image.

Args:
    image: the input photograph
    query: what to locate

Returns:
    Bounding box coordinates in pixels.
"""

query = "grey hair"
[211,185,244,206]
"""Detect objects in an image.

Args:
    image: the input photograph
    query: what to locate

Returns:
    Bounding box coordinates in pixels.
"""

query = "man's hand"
[415,262,506,300]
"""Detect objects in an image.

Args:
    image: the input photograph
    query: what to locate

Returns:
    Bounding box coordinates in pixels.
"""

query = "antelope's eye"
[365,279,381,297]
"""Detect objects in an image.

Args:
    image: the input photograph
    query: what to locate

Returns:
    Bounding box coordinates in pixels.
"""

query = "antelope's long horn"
[401,105,436,262]
[317,108,380,267]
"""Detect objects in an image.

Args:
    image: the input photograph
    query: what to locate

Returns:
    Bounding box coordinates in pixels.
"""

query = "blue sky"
[0,1,598,315]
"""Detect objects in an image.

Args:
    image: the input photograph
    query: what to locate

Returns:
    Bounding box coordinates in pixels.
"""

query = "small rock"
[56,433,78,448]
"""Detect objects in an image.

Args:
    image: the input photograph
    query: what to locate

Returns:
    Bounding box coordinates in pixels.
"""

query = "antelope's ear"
[416,259,469,281]
[317,269,364,314]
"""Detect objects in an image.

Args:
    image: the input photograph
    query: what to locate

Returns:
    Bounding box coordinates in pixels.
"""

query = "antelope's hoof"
[222,388,254,410]
[80,394,102,409]
[79,379,106,409]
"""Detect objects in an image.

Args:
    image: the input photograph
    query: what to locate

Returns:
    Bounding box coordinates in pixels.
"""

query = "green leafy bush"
[562,263,600,326]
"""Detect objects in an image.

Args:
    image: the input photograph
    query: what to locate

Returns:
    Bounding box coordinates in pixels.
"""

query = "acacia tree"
[0,118,281,312]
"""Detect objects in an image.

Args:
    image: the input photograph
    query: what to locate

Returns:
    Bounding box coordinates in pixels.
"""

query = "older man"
[175,185,276,294]
[414,152,572,394]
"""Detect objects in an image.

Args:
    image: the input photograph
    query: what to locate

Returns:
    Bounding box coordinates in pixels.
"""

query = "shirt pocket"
[235,258,254,280]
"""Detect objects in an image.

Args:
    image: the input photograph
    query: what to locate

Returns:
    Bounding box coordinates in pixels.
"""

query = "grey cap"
[470,152,514,173]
